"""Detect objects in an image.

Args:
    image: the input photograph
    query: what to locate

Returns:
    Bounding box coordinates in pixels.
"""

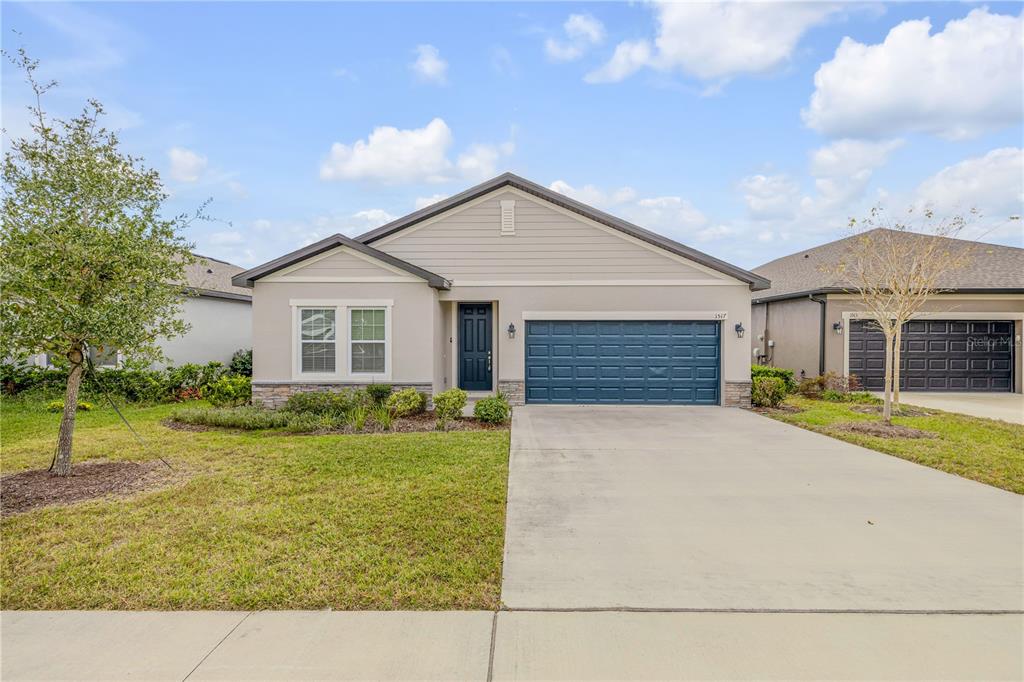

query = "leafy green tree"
[1,50,198,475]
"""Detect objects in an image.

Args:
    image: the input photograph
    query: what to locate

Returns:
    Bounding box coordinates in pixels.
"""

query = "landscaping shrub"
[798,372,863,399]
[821,389,881,405]
[346,404,369,431]
[473,394,510,424]
[228,349,253,377]
[282,390,354,418]
[170,406,291,430]
[203,375,251,407]
[370,404,394,431]
[751,376,787,408]
[386,388,426,417]
[46,400,93,413]
[283,413,340,433]
[365,383,393,406]
[751,364,797,393]
[433,388,467,430]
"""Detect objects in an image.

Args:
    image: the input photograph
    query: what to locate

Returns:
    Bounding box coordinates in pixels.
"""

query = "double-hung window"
[299,308,337,374]
[349,308,386,374]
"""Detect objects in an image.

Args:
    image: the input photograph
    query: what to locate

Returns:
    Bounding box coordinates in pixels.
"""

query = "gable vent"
[500,200,516,236]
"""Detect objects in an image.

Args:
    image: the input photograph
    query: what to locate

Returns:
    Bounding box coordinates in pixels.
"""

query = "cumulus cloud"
[739,174,801,220]
[208,230,244,245]
[587,2,840,83]
[803,8,1024,140]
[411,44,448,84]
[320,118,513,184]
[802,138,904,215]
[415,194,450,210]
[548,180,710,242]
[545,13,606,62]
[913,148,1024,221]
[167,147,208,183]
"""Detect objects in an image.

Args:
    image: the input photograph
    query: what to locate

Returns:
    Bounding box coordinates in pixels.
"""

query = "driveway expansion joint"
[182,610,253,681]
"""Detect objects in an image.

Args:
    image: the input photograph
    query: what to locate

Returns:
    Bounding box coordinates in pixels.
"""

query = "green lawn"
[766,397,1024,494]
[0,400,510,610]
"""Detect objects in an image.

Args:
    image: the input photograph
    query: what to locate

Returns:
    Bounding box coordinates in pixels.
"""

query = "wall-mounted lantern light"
[507,323,516,339]
[734,322,745,339]
[832,321,844,335]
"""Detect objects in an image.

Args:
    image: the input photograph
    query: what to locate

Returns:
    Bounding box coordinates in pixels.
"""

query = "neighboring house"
[233,173,769,408]
[751,229,1023,393]
[27,254,252,369]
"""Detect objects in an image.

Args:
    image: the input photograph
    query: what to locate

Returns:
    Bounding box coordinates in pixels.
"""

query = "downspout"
[808,294,827,376]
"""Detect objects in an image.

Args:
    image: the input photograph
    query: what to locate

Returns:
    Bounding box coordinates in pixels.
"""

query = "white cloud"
[320,118,454,184]
[226,180,248,199]
[802,138,904,214]
[739,174,801,220]
[352,208,396,225]
[208,230,243,245]
[415,194,450,210]
[546,13,606,62]
[253,219,273,232]
[587,2,840,83]
[913,148,1024,221]
[411,44,448,84]
[548,180,709,241]
[803,8,1024,140]
[320,118,513,184]
[167,147,208,183]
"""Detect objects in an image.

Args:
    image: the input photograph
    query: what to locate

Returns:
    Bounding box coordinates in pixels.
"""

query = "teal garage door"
[525,320,721,404]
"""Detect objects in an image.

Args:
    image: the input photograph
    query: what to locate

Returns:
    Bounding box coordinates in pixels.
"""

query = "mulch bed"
[1,460,176,516]
[750,404,804,415]
[830,421,937,440]
[161,419,215,432]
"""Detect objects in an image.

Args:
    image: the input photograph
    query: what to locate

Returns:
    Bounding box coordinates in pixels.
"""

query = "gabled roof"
[180,254,252,301]
[752,228,1024,302]
[356,172,770,290]
[231,234,451,289]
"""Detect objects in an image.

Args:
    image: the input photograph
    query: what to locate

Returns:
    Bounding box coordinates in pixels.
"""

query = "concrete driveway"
[502,405,1023,611]
[895,392,1024,424]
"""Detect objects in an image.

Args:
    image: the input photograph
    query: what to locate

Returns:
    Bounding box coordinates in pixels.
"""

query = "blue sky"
[2,1,1022,269]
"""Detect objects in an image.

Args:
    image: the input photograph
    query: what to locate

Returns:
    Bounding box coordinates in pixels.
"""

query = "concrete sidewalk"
[3,610,1022,680]
[892,392,1024,424]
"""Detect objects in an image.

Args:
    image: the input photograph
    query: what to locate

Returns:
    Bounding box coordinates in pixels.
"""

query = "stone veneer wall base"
[253,382,434,409]
[497,381,525,406]
[723,380,752,408]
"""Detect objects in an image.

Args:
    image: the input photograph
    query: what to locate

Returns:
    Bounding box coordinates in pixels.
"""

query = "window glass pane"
[301,342,336,373]
[351,308,385,341]
[301,309,335,341]
[351,342,385,373]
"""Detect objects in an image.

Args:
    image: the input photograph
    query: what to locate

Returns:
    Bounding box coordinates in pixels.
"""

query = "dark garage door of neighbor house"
[525,320,720,404]
[849,319,1013,392]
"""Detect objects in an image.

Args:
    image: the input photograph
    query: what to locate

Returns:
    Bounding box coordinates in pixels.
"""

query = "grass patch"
[0,399,510,610]
[766,396,1024,494]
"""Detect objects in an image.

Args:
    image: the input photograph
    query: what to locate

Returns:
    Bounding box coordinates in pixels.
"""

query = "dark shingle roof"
[752,228,1024,301]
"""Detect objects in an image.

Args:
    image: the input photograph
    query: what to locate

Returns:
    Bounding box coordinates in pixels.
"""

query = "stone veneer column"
[497,381,525,406]
[723,380,752,407]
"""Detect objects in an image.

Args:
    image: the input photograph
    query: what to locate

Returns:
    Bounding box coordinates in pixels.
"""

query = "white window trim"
[289,299,393,382]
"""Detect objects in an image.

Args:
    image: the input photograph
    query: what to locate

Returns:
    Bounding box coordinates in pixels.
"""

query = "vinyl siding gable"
[261,246,422,282]
[372,189,734,284]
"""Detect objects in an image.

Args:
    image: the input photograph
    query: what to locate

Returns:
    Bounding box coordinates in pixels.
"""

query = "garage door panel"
[849,319,1012,393]
[526,320,720,404]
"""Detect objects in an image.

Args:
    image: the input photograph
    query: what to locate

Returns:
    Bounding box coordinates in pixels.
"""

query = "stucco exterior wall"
[156,296,252,367]
[751,297,823,378]
[824,294,1024,393]
[251,281,437,384]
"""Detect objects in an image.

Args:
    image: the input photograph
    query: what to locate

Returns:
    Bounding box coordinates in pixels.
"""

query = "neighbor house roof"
[183,255,253,301]
[356,172,770,290]
[752,228,1024,303]
[231,234,451,289]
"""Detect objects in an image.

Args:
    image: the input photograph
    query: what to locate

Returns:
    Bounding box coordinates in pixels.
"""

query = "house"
[751,229,1023,393]
[233,173,769,407]
[28,254,252,369]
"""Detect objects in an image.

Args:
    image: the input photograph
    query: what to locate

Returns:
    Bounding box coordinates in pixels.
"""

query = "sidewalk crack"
[182,610,253,681]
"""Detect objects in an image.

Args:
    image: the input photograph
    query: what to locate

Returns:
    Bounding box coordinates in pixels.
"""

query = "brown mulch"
[830,421,937,440]
[161,419,215,432]
[1,460,176,516]
[750,404,804,415]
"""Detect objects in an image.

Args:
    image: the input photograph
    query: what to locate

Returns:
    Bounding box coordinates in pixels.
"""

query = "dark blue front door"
[459,304,493,390]
[525,320,720,404]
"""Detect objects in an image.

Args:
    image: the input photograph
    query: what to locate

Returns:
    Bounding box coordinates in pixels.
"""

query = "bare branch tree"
[827,207,974,423]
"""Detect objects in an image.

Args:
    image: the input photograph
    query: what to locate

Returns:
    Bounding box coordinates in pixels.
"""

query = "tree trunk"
[881,331,894,424]
[51,347,85,477]
[892,323,903,411]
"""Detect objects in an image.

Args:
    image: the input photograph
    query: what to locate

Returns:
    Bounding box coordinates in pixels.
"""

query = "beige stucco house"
[751,230,1023,393]
[234,173,769,407]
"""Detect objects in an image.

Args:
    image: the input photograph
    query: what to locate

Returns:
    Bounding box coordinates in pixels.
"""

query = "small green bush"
[751,376,787,408]
[847,391,882,404]
[46,399,93,413]
[170,406,290,430]
[370,404,394,431]
[386,388,426,417]
[203,376,251,407]
[282,391,353,418]
[751,364,797,392]
[433,388,467,430]
[473,394,510,424]
[346,404,369,431]
[229,349,253,377]
[820,389,844,402]
[284,413,341,433]
[365,383,393,406]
